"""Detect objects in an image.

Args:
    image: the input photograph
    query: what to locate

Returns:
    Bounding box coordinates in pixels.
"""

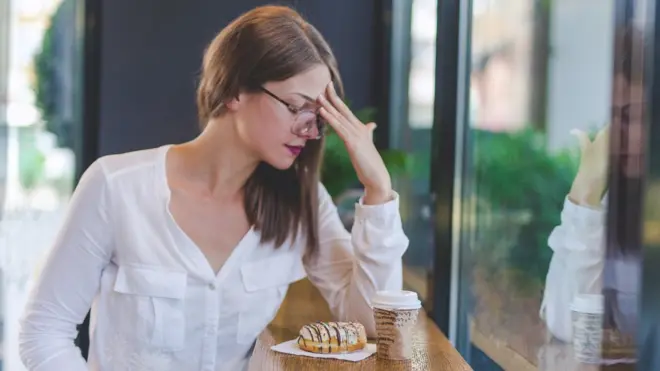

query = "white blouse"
[18,146,409,371]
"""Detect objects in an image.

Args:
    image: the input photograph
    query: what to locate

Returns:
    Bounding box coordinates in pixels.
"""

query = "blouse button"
[209,283,216,290]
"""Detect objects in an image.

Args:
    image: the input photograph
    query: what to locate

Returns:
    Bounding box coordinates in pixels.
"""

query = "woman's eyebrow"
[294,92,316,103]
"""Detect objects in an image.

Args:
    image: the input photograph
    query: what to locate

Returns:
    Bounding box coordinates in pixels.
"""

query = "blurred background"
[1,0,659,370]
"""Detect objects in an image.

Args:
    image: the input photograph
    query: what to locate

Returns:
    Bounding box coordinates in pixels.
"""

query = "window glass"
[456,0,641,369]
[0,0,82,369]
[398,0,437,306]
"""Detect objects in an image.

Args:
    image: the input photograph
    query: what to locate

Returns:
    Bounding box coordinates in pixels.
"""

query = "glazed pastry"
[297,322,367,353]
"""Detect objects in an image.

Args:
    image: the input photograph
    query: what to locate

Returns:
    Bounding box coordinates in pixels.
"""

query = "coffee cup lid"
[570,294,604,314]
[371,290,421,310]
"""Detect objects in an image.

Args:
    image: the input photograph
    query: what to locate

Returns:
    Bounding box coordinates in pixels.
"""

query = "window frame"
[638,0,660,367]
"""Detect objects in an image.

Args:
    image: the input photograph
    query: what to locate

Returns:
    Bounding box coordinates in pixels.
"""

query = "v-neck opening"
[157,144,257,281]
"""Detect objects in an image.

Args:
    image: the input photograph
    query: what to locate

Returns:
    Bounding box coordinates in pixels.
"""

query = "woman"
[19,6,409,370]
[541,68,642,346]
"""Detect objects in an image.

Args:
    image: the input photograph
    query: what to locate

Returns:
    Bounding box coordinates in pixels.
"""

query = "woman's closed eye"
[286,105,301,114]
[300,101,322,114]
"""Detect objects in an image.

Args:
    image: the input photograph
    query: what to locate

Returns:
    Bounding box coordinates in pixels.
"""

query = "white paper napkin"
[271,339,377,362]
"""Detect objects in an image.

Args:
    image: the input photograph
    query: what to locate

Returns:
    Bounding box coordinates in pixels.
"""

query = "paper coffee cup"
[372,290,421,360]
[570,294,604,364]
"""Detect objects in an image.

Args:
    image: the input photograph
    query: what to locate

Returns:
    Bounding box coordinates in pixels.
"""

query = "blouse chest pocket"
[113,265,188,351]
[235,254,307,344]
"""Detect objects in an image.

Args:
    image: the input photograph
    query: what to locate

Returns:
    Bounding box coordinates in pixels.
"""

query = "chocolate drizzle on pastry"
[332,323,342,346]
[310,324,322,340]
[298,321,366,354]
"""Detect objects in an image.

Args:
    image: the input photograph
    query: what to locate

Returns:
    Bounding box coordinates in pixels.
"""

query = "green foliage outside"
[33,0,74,150]
[472,128,579,292]
[18,127,46,191]
[24,0,75,197]
[33,15,55,128]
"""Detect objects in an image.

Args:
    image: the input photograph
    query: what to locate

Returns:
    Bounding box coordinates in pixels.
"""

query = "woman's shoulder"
[94,145,169,180]
[78,146,170,200]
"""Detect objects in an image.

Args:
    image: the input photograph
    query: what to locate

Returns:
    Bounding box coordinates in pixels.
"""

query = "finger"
[365,122,377,141]
[595,124,610,143]
[570,129,591,153]
[326,83,362,126]
[318,95,359,136]
[319,107,351,140]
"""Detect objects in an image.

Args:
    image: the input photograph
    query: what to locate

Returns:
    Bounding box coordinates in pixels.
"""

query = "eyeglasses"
[259,87,325,139]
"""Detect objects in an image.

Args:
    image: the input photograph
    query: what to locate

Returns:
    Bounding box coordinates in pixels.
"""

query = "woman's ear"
[224,95,241,111]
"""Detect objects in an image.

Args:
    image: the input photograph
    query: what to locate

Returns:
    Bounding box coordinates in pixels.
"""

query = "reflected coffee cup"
[371,290,421,361]
[571,294,604,364]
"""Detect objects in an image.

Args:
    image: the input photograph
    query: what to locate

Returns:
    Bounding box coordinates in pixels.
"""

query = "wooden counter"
[248,279,472,370]
[470,320,636,371]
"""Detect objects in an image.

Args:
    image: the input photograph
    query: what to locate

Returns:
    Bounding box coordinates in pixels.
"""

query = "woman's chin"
[264,157,296,171]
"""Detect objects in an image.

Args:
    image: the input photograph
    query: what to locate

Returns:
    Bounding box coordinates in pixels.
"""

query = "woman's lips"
[285,145,303,156]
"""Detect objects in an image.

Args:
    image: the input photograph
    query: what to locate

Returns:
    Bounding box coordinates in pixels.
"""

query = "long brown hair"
[196,6,344,254]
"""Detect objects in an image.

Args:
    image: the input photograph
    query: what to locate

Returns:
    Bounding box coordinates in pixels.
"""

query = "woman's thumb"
[570,129,591,153]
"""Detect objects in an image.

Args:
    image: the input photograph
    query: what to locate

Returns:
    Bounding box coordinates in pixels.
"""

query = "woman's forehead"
[270,65,331,98]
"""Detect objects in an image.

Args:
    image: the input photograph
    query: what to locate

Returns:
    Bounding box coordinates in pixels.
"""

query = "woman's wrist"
[568,173,607,207]
[362,187,393,205]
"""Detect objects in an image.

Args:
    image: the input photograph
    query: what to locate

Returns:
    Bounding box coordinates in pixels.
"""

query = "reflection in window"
[470,1,536,132]
[1,0,81,369]
[457,0,639,369]
[408,0,436,129]
[397,0,437,306]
